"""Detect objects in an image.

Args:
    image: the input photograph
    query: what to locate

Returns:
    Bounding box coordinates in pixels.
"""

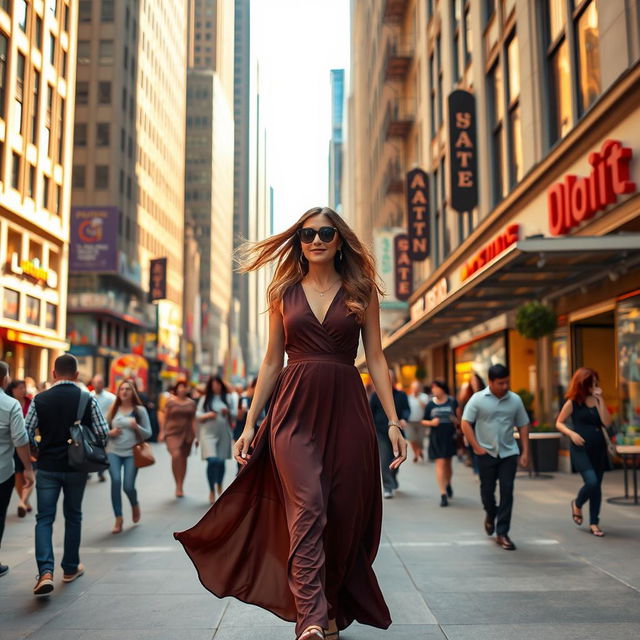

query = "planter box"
[530,436,559,472]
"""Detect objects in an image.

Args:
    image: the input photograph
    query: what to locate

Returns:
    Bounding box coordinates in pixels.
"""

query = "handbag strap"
[76,390,91,425]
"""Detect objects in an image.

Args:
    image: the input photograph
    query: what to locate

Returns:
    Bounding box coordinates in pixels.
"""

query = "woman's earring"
[339,249,343,261]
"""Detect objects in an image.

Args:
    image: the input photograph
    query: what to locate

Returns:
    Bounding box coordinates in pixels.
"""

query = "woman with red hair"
[556,368,612,536]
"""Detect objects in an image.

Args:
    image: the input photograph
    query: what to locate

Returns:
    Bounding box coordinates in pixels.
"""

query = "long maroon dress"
[174,282,391,635]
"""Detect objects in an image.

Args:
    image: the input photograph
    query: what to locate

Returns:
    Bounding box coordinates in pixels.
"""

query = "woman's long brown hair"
[107,378,144,424]
[565,367,599,405]
[235,207,383,323]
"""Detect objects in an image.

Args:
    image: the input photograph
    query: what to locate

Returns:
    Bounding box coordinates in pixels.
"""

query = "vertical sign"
[149,258,167,301]
[69,206,119,272]
[448,90,478,212]
[394,234,413,301]
[406,168,430,260]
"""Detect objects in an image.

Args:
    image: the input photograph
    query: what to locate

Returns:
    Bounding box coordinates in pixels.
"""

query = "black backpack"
[67,391,110,472]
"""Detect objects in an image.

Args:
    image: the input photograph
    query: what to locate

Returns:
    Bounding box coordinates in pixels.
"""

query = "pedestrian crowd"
[0,352,615,594]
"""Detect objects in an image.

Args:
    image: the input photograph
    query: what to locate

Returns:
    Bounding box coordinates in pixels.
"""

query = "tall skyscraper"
[328,69,344,212]
[0,0,78,382]
[186,0,235,376]
[68,0,188,387]
[232,0,251,378]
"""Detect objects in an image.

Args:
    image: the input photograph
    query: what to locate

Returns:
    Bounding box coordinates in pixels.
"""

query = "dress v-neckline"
[298,281,343,327]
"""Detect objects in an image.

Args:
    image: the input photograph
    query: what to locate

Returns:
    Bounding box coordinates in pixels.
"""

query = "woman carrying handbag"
[106,379,152,534]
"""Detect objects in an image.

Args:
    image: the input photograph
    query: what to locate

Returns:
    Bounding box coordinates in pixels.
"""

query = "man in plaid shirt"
[25,354,109,596]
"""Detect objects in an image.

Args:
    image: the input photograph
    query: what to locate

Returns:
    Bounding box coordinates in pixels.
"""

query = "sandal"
[297,626,324,640]
[589,525,605,537]
[570,500,583,526]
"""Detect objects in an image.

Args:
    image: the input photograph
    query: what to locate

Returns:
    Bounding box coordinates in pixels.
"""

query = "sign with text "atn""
[406,168,430,261]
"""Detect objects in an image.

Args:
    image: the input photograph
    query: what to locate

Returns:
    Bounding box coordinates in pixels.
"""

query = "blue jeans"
[35,469,88,575]
[206,457,226,490]
[576,468,604,525]
[107,453,139,517]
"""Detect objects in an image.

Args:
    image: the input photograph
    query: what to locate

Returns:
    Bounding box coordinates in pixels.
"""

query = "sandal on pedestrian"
[297,626,324,640]
[570,500,583,526]
[112,517,123,534]
[589,525,605,537]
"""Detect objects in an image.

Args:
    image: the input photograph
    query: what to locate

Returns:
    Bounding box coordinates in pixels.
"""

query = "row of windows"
[78,0,114,23]
[2,286,58,330]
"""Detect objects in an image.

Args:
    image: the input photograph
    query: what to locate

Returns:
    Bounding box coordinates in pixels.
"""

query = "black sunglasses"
[297,226,338,244]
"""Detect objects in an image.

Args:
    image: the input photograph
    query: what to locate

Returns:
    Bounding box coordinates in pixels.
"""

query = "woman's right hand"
[570,432,585,447]
[110,427,122,438]
[233,426,255,466]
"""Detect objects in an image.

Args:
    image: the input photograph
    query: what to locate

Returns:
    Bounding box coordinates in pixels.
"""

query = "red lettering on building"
[461,224,520,281]
[547,139,636,236]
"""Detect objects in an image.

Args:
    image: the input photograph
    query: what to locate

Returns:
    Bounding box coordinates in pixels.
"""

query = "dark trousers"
[0,473,15,548]
[35,469,88,575]
[477,454,518,536]
[206,457,226,489]
[376,432,399,493]
[576,467,604,525]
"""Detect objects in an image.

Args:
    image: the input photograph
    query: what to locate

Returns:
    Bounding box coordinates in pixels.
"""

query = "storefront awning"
[366,234,640,366]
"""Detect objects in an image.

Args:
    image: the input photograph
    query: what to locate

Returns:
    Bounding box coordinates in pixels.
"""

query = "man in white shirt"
[0,361,34,577]
[406,380,430,463]
[90,375,115,482]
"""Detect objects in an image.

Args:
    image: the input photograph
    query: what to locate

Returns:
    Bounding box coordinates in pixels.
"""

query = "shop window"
[25,295,41,326]
[2,288,20,321]
[544,0,600,145]
[454,331,508,391]
[618,295,640,440]
[45,302,57,330]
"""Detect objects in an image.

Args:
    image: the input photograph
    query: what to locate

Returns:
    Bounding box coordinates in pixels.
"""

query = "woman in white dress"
[196,376,235,503]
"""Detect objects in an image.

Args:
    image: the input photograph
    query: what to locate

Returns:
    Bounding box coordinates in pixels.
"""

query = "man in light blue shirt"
[461,364,530,551]
[0,360,34,577]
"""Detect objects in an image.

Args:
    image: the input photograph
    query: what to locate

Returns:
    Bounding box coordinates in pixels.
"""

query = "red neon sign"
[461,224,520,281]
[547,139,636,236]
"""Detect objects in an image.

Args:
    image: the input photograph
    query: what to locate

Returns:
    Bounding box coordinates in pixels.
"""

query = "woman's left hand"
[388,425,408,470]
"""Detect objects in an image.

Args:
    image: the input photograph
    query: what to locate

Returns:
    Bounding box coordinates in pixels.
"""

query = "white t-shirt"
[407,392,430,421]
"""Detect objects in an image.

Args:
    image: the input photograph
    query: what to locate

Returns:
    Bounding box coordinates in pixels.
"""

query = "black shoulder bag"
[68,390,110,472]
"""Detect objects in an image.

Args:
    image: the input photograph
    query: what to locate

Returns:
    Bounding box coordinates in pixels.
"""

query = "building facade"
[0,0,78,382]
[68,0,187,389]
[348,1,640,456]
[329,68,344,212]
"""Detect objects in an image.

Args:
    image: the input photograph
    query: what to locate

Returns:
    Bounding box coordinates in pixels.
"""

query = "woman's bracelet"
[388,421,401,429]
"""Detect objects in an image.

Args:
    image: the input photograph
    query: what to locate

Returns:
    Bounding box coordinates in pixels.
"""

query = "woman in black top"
[556,367,612,537]
[422,380,458,507]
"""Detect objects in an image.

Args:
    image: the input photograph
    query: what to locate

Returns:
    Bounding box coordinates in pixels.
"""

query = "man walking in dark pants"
[370,369,410,499]
[461,364,530,550]
[25,355,109,595]
[0,361,34,577]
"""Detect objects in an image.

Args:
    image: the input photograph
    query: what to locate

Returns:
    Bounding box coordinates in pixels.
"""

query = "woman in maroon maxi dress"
[174,207,408,640]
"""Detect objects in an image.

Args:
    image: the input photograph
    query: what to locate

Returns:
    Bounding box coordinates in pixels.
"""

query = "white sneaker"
[383,490,394,499]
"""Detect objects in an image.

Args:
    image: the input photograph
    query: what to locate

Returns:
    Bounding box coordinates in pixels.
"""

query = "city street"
[0,444,639,639]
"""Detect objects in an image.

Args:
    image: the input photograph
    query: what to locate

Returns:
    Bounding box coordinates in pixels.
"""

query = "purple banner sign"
[70,207,119,272]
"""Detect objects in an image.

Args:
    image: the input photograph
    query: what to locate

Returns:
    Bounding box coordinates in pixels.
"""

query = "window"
[507,35,523,184]
[101,0,114,22]
[61,50,67,78]
[47,0,57,16]
[488,61,508,201]
[45,303,57,330]
[25,296,40,326]
[0,34,5,119]
[76,80,89,104]
[463,1,472,64]
[56,97,64,162]
[98,81,111,104]
[72,164,85,188]
[35,16,42,48]
[14,53,25,134]
[452,1,461,82]
[121,87,127,110]
[79,1,92,22]
[120,127,125,151]
[74,122,87,146]
[42,175,50,209]
[16,0,27,32]
[2,288,19,321]
[27,164,35,197]
[11,152,20,189]
[30,69,39,143]
[77,40,91,65]
[545,0,600,144]
[96,122,110,146]
[95,165,109,189]
[99,40,114,65]
[48,33,56,66]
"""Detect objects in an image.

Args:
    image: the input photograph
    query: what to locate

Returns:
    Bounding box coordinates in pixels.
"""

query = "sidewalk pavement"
[0,444,639,639]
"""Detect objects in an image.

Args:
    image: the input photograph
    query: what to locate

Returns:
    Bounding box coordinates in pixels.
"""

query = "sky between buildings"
[252,0,350,233]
